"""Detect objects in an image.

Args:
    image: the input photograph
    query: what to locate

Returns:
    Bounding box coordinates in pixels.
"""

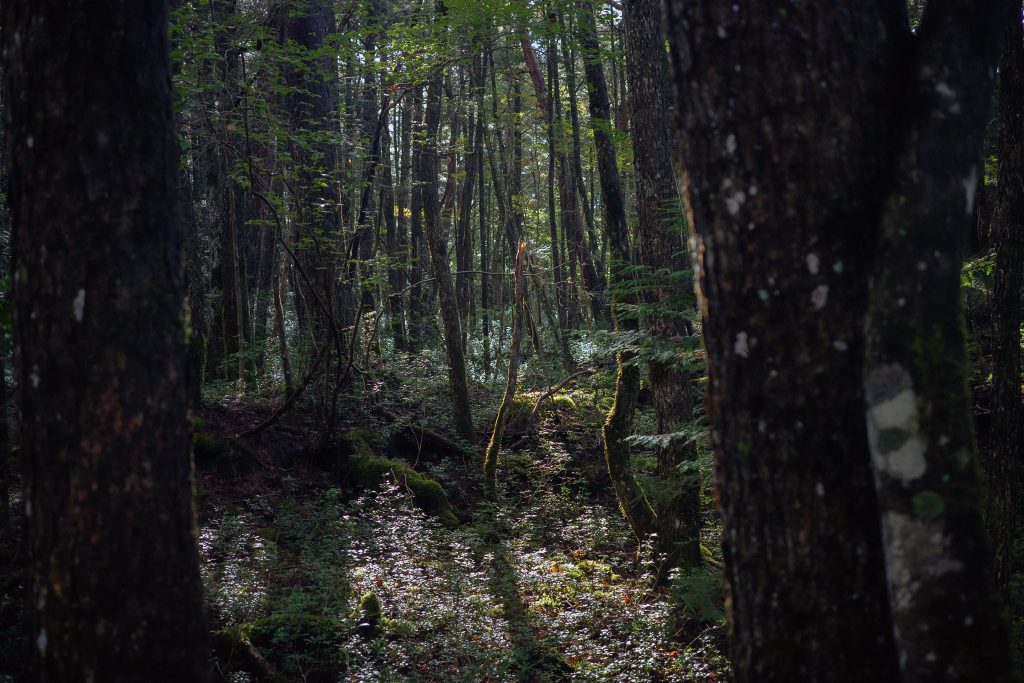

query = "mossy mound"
[192,426,226,465]
[344,431,458,526]
[506,392,577,433]
[214,613,344,682]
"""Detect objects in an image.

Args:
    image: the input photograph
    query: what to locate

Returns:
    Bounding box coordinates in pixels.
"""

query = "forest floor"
[195,378,728,683]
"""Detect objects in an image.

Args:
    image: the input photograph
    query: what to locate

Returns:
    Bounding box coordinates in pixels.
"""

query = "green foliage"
[668,565,726,626]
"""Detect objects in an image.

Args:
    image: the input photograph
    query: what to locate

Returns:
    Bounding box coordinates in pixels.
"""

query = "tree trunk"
[624,0,700,576]
[485,243,528,494]
[986,0,1024,601]
[864,3,1014,679]
[664,0,1012,680]
[419,75,475,443]
[577,0,655,538]
[4,0,210,678]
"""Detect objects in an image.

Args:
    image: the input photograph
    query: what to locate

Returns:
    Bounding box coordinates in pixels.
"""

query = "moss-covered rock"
[353,591,382,638]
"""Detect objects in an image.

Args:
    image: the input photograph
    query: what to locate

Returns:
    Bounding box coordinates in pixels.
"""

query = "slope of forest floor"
[195,379,728,682]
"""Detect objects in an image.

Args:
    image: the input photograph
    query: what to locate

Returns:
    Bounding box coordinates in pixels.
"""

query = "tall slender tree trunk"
[546,34,575,369]
[577,0,655,537]
[485,243,528,494]
[624,0,700,575]
[419,75,475,443]
[4,0,210,678]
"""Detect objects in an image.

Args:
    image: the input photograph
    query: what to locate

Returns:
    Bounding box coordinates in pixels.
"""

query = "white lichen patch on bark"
[733,331,750,358]
[806,253,820,274]
[73,288,86,321]
[882,511,963,614]
[866,365,928,483]
[963,165,978,215]
[811,284,829,309]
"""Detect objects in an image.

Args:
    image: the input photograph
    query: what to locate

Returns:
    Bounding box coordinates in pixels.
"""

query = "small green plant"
[669,565,726,625]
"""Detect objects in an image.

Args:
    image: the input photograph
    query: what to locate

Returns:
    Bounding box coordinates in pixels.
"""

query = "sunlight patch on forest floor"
[198,414,727,682]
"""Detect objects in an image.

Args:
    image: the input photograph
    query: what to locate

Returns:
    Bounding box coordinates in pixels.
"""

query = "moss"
[550,394,576,410]
[356,592,382,624]
[192,429,225,464]
[504,393,534,433]
[349,454,458,526]
[346,429,380,459]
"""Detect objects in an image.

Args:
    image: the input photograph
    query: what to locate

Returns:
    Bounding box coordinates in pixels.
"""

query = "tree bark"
[419,75,475,443]
[986,0,1024,602]
[4,0,210,679]
[864,3,1014,679]
[664,0,1012,680]
[485,243,528,494]
[624,0,700,576]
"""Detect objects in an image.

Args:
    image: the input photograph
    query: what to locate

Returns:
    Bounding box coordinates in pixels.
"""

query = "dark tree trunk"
[408,88,430,349]
[277,0,341,345]
[385,107,407,353]
[863,4,1012,679]
[0,351,8,535]
[986,0,1024,601]
[419,76,475,443]
[3,0,210,679]
[477,58,492,380]
[664,0,1012,680]
[546,34,574,369]
[559,13,605,298]
[577,0,654,538]
[624,0,700,575]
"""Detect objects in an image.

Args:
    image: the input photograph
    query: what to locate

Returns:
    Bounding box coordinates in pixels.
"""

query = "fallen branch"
[237,341,331,438]
[529,367,597,421]
[374,406,474,460]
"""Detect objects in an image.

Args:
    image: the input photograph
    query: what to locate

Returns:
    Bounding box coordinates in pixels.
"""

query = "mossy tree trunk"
[485,243,528,495]
[577,0,656,539]
[3,0,210,679]
[664,0,1012,680]
[987,0,1024,601]
[623,0,701,577]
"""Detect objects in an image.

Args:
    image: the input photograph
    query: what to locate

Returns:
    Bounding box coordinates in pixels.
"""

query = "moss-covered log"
[346,430,458,526]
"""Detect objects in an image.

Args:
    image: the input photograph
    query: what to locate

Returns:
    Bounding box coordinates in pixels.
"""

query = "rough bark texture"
[864,1,1013,679]
[987,0,1024,601]
[624,0,700,575]
[3,1,210,679]
[663,1,904,680]
[665,0,1013,680]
